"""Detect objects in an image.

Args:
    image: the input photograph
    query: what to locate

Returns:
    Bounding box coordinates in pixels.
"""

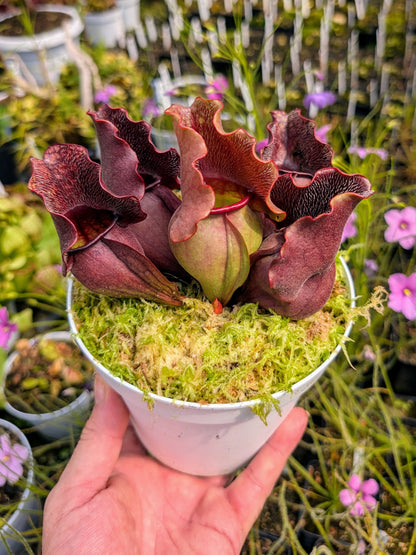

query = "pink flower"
[364,259,378,277]
[205,75,228,100]
[384,207,416,249]
[303,90,337,110]
[348,146,388,160]
[255,138,268,153]
[164,88,179,97]
[363,344,376,361]
[0,307,18,350]
[94,85,117,104]
[315,124,331,144]
[341,212,357,242]
[142,98,162,119]
[388,273,416,320]
[357,540,367,554]
[0,433,28,486]
[339,474,379,516]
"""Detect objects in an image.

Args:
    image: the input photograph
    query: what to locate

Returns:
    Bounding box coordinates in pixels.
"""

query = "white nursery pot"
[150,128,179,151]
[3,331,93,441]
[0,5,83,86]
[151,74,209,112]
[84,8,125,48]
[67,258,355,476]
[116,0,140,31]
[0,419,40,555]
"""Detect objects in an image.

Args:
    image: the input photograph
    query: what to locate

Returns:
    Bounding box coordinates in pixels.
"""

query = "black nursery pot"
[0,142,19,185]
[386,359,416,401]
[297,527,325,550]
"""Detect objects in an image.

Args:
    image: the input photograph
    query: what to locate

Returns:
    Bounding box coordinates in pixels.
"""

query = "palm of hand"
[44,440,247,555]
[108,453,245,554]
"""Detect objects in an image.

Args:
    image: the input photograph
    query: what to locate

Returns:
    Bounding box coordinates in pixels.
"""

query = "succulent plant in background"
[29,97,372,319]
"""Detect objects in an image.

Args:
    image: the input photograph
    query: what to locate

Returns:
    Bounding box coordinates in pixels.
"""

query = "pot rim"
[67,256,355,411]
[0,5,84,50]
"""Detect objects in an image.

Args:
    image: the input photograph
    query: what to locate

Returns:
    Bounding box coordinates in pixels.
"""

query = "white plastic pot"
[3,331,93,441]
[150,74,207,150]
[0,5,84,86]
[0,419,40,555]
[116,0,140,31]
[150,128,179,150]
[84,8,125,48]
[67,259,355,476]
[151,74,208,112]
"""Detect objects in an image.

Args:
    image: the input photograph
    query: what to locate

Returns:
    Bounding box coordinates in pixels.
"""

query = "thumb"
[55,374,130,501]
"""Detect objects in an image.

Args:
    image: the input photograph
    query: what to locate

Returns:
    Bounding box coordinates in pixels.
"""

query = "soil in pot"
[378,483,415,554]
[4,336,94,414]
[0,12,71,37]
[297,514,362,554]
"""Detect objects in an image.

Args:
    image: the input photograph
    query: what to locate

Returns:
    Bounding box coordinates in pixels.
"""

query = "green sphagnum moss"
[69,259,384,415]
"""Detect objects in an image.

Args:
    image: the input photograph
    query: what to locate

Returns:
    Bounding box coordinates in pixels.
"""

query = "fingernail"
[94,374,108,405]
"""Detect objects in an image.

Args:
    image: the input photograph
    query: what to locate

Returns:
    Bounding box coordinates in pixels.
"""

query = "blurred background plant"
[0,44,153,175]
[0,185,65,336]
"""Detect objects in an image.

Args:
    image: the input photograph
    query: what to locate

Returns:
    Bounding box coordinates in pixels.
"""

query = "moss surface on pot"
[70,258,369,410]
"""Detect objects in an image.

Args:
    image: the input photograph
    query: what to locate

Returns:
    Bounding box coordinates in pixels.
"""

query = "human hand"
[42,375,308,555]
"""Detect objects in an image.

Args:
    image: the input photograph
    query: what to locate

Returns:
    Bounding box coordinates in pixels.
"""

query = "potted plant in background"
[0,418,40,554]
[0,0,84,86]
[148,73,228,150]
[2,330,94,440]
[28,96,382,476]
[0,319,39,554]
[83,0,125,49]
[0,71,96,177]
[0,42,156,178]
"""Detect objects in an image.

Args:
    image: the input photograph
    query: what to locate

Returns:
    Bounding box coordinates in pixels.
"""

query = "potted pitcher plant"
[27,97,375,476]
